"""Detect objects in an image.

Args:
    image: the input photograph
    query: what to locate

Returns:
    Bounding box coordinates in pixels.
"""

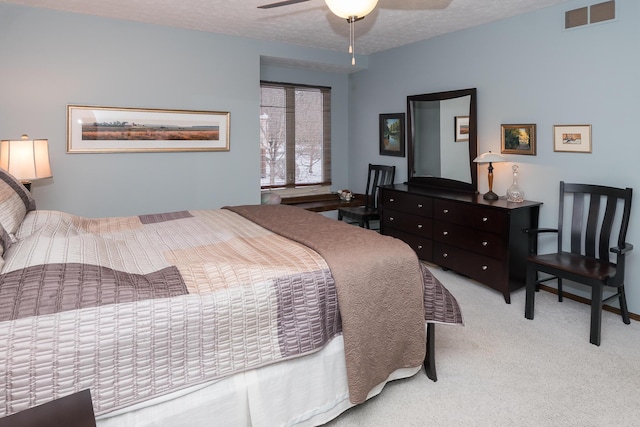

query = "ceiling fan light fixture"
[324,0,379,19]
[325,0,378,66]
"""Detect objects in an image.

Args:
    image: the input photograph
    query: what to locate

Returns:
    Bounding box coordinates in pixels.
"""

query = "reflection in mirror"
[407,88,477,193]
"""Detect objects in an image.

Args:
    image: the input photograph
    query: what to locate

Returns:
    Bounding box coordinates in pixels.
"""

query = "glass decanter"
[506,165,524,203]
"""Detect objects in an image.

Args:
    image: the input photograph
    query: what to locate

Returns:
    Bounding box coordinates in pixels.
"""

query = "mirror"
[407,88,477,193]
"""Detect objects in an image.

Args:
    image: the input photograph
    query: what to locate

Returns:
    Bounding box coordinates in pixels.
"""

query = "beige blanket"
[226,204,426,404]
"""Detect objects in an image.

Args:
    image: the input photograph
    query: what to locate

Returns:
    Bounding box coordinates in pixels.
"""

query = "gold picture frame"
[501,124,536,155]
[553,124,592,153]
[67,105,230,153]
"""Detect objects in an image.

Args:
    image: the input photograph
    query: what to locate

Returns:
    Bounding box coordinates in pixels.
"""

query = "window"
[260,81,331,189]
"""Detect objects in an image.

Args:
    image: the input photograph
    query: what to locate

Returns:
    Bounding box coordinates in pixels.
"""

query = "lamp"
[473,151,506,200]
[325,0,379,66]
[0,134,52,191]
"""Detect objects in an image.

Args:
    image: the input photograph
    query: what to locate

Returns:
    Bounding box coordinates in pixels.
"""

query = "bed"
[0,168,462,426]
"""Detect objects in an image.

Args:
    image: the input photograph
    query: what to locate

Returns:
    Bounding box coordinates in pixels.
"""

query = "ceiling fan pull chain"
[349,16,356,65]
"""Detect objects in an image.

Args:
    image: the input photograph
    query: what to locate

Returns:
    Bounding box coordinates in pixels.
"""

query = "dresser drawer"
[384,228,433,261]
[433,242,505,285]
[383,209,433,238]
[382,191,433,217]
[434,199,507,234]
[433,221,507,260]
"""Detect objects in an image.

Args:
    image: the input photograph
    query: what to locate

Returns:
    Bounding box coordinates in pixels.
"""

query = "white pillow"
[0,168,36,240]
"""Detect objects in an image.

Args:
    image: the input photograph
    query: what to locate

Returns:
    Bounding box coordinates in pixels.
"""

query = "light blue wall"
[349,0,640,312]
[0,4,352,217]
[3,0,640,313]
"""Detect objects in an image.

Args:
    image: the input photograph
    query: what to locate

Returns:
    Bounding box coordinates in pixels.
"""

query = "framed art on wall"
[553,124,592,153]
[379,113,405,157]
[501,124,536,155]
[67,105,230,153]
[454,116,469,142]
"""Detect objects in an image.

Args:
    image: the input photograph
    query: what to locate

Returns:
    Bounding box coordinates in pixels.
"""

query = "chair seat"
[338,206,379,219]
[529,252,617,282]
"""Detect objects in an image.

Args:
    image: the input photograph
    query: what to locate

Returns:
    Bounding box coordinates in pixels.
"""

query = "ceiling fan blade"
[257,0,311,9]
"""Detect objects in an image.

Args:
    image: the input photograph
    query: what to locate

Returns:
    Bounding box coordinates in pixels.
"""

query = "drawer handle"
[390,198,395,202]
[443,209,449,214]
[443,253,448,258]
[482,265,488,271]
[482,217,488,222]
[417,224,423,229]
[389,217,394,221]
[417,245,423,250]
[482,241,488,246]
[442,231,449,236]
[417,203,423,208]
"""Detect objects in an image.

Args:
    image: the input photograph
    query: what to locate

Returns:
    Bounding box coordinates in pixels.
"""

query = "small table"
[281,193,364,212]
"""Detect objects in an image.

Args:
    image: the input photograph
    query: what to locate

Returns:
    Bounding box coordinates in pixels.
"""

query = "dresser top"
[382,184,542,210]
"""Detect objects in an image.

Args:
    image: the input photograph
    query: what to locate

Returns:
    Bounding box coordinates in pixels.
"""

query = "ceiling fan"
[257,0,380,65]
[257,0,312,9]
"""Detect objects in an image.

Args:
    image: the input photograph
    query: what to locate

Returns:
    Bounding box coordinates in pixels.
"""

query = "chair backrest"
[557,181,632,261]
[365,164,396,209]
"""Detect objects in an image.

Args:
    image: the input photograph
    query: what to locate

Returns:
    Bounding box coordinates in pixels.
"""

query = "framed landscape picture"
[379,113,405,157]
[501,124,536,155]
[553,124,592,153]
[67,105,230,153]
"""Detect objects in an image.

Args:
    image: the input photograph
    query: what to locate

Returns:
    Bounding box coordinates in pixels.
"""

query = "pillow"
[0,223,10,264]
[0,168,36,240]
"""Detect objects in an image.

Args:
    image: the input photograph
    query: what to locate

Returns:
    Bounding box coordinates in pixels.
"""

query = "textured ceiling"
[3,0,572,55]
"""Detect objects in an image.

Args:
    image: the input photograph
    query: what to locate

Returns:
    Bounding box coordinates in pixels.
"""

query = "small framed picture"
[379,113,405,157]
[454,116,469,142]
[501,124,536,155]
[553,125,592,153]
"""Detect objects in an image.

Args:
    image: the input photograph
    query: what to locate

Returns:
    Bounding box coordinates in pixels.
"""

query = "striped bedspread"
[0,206,461,418]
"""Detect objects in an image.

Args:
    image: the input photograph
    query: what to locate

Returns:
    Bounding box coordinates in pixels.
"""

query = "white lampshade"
[0,135,53,182]
[325,0,379,18]
[473,151,507,164]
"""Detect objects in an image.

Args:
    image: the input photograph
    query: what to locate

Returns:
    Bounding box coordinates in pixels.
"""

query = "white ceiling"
[3,0,572,55]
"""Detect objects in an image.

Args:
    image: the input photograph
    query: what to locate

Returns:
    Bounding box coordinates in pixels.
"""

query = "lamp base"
[483,190,499,200]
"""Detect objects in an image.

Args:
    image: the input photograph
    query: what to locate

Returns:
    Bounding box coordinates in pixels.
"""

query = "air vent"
[590,0,615,23]
[565,7,588,28]
[565,1,615,29]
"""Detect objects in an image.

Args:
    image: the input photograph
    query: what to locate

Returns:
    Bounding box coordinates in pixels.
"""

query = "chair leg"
[590,284,604,346]
[525,263,536,320]
[619,285,631,325]
[558,278,563,302]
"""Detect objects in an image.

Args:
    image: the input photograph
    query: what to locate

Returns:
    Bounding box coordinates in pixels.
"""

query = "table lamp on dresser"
[473,151,506,200]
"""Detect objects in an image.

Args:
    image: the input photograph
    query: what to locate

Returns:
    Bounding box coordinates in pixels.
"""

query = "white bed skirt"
[96,335,421,427]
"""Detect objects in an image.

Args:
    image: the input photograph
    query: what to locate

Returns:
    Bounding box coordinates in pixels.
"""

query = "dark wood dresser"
[380,184,542,303]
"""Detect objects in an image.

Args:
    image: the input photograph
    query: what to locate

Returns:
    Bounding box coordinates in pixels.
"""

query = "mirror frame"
[407,88,477,193]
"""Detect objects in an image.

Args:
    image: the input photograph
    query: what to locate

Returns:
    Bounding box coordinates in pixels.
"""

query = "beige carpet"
[326,265,640,426]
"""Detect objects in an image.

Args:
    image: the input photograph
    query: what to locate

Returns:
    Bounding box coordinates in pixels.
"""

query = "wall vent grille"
[565,0,615,29]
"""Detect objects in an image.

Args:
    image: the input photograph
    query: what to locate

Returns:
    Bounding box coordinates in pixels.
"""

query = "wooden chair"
[338,164,395,229]
[524,181,633,346]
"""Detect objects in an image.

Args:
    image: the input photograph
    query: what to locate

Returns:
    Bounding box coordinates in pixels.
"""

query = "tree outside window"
[260,82,331,189]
